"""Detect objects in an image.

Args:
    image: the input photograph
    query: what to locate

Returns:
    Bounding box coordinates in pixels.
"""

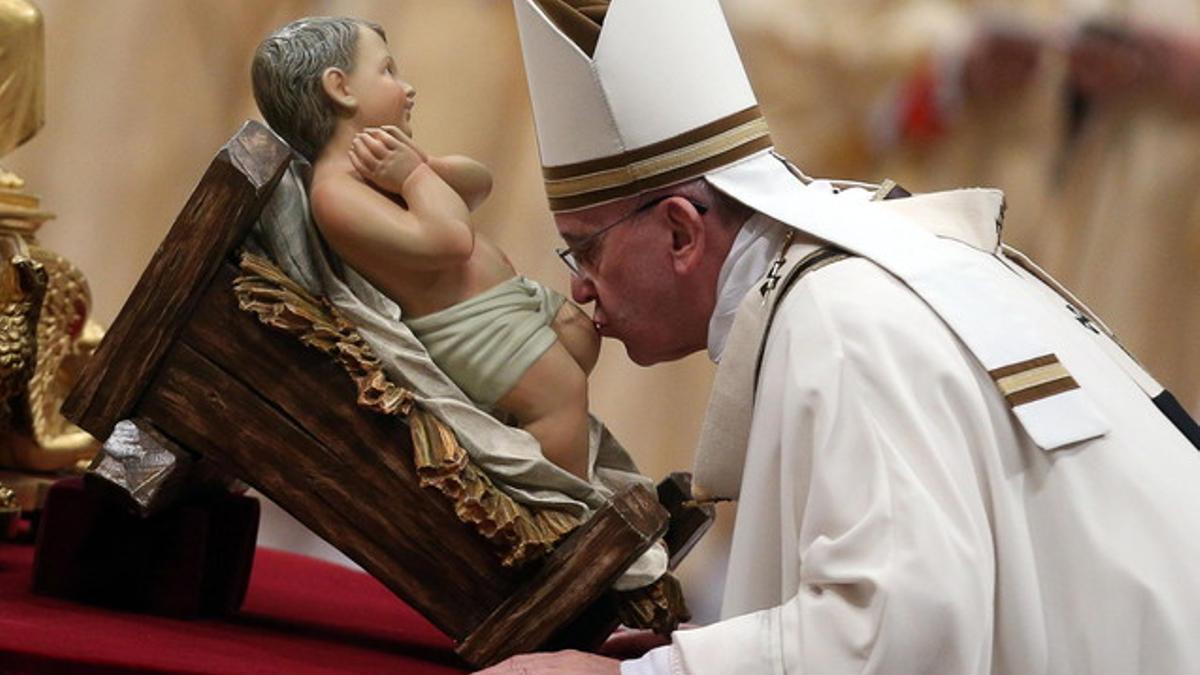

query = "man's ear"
[666,198,706,275]
[321,67,356,112]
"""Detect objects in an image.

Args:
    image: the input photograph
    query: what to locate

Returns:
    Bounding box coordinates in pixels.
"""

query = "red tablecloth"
[0,542,470,674]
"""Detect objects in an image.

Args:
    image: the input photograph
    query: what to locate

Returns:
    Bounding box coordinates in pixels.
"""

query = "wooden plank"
[63,121,293,441]
[657,472,716,570]
[138,341,510,639]
[540,591,621,654]
[457,485,667,667]
[540,474,716,654]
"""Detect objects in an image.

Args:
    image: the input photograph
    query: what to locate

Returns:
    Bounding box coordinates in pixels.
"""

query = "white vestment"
[624,183,1200,674]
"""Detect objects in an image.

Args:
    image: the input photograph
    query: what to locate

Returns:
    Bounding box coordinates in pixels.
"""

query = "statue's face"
[347,27,416,137]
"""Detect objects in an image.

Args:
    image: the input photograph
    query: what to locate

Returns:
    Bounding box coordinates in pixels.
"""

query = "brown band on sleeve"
[989,354,1081,407]
[988,354,1061,380]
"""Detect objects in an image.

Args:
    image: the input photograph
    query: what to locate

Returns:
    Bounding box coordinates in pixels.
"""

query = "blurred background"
[3,0,1198,624]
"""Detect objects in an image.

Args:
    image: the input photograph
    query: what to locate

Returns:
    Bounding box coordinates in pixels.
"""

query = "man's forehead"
[553,200,630,240]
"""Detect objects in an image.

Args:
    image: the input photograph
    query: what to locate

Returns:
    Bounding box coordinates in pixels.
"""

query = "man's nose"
[570,274,597,305]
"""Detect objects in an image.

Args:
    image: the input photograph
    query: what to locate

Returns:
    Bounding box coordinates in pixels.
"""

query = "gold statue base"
[0,467,65,512]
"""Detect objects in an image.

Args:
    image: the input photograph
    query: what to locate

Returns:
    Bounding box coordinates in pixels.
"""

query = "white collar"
[706,212,790,362]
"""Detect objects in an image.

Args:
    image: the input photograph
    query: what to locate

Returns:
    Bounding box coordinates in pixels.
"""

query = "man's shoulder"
[768,254,975,374]
[776,255,940,334]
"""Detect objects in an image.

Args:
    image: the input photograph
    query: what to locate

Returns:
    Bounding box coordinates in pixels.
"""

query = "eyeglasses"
[555,195,709,277]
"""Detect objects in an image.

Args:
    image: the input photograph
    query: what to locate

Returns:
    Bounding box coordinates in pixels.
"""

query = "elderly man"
[480,1,1200,673]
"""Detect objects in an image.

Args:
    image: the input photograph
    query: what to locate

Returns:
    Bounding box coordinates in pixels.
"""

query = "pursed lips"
[590,304,609,336]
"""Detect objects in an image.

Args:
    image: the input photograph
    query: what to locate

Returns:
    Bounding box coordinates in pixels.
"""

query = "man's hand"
[348,127,426,194]
[597,628,675,660]
[472,650,621,674]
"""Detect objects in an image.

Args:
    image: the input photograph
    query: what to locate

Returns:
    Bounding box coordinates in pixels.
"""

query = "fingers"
[347,146,371,177]
[597,628,672,659]
[367,128,403,151]
[381,125,428,159]
[380,125,417,147]
[472,656,525,674]
[380,125,409,142]
[356,132,391,160]
[350,136,375,164]
[355,128,422,159]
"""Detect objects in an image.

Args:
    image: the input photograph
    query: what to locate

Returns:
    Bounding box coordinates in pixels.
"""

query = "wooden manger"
[62,121,713,668]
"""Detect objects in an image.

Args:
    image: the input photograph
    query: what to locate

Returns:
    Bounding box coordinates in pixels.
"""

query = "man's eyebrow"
[559,232,587,246]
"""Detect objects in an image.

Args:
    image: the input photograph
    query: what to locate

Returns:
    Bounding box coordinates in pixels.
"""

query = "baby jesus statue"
[240,16,680,630]
[251,17,599,479]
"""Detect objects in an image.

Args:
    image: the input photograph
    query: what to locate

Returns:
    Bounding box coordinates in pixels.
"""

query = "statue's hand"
[349,128,425,194]
[378,125,428,160]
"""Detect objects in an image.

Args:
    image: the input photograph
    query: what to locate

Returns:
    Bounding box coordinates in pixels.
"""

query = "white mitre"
[513,0,781,213]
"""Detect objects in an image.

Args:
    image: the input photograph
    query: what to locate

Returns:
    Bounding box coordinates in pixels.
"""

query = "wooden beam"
[457,484,667,667]
[657,472,716,570]
[63,121,293,441]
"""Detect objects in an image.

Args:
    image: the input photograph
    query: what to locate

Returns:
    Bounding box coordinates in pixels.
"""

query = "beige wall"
[6,0,729,619]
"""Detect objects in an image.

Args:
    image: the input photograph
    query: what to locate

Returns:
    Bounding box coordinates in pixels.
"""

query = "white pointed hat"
[513,0,775,213]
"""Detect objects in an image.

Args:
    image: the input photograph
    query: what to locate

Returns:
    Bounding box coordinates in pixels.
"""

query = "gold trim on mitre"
[543,106,773,212]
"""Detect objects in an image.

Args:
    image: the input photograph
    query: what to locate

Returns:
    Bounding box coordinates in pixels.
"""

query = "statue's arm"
[428,155,493,213]
[310,169,475,273]
[362,127,493,212]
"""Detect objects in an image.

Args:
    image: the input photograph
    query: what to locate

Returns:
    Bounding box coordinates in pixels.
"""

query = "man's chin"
[621,341,693,367]
[625,349,660,367]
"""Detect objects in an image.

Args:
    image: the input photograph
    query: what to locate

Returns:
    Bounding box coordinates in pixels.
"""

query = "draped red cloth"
[0,542,469,674]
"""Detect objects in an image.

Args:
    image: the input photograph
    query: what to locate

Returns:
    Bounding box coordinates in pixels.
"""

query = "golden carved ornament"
[0,233,103,472]
[0,0,102,477]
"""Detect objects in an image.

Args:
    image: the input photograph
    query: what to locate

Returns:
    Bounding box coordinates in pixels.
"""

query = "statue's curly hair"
[252,17,386,161]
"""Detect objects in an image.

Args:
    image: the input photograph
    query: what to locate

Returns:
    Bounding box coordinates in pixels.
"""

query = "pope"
[480,0,1200,673]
